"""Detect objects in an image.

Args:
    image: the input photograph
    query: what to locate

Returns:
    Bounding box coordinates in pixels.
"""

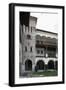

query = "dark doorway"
[48,60,54,69]
[25,60,32,71]
[36,60,44,70]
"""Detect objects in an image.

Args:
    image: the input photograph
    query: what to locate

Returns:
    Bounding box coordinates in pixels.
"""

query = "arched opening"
[48,60,54,69]
[25,60,32,71]
[36,35,41,40]
[36,60,44,70]
[55,61,58,70]
[27,34,31,39]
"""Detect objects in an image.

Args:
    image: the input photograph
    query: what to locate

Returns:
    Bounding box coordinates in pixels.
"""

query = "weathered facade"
[19,16,58,74]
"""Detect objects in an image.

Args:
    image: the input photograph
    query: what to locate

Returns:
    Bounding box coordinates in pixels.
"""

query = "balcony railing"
[36,50,57,58]
[36,40,57,47]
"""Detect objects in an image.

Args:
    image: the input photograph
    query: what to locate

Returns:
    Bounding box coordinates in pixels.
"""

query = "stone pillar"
[46,47,48,58]
[56,53,58,58]
[21,64,25,73]
[44,64,48,70]
[32,64,35,72]
[54,62,55,70]
[23,24,25,33]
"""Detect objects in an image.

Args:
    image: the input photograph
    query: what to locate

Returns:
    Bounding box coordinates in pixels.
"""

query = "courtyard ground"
[20,70,58,78]
[31,70,58,77]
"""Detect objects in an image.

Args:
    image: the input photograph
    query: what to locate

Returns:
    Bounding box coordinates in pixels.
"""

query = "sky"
[30,12,58,33]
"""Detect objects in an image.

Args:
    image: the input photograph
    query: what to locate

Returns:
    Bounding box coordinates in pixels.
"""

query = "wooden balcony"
[36,43,57,48]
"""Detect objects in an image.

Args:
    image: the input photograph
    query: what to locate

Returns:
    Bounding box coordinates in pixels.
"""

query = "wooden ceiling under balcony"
[36,35,58,48]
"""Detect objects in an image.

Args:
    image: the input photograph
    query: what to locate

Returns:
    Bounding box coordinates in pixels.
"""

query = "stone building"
[19,16,58,74]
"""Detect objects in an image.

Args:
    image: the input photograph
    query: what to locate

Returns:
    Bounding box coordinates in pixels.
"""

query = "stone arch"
[48,60,54,69]
[35,35,41,40]
[36,60,45,70]
[25,59,32,71]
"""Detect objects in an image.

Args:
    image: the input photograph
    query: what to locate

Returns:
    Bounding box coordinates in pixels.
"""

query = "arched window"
[41,50,43,54]
[41,41,43,44]
[36,40,40,44]
[27,34,31,39]
[30,46,32,52]
[31,27,32,32]
[25,46,27,52]
[37,50,40,54]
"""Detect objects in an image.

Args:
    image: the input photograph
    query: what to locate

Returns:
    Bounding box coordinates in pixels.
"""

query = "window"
[41,50,43,54]
[30,47,32,52]
[28,27,29,32]
[41,41,43,44]
[27,34,31,39]
[31,27,32,32]
[37,50,40,54]
[36,40,39,44]
[25,46,27,52]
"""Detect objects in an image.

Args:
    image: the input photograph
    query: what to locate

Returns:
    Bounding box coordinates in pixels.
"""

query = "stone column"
[54,61,56,70]
[56,53,58,58]
[23,24,25,33]
[46,46,48,58]
[32,64,35,72]
[44,64,48,70]
[21,64,25,73]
